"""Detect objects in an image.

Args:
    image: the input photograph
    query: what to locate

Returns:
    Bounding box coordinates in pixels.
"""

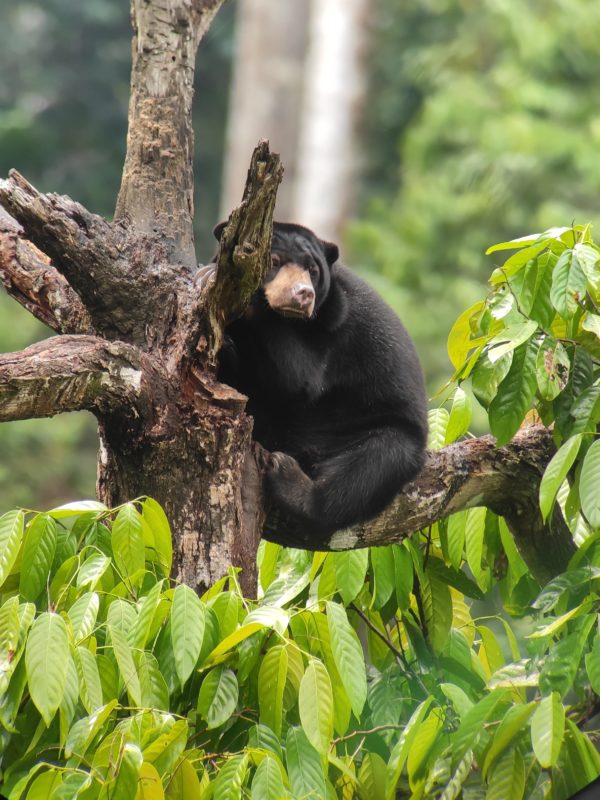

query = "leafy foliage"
[0,493,598,795]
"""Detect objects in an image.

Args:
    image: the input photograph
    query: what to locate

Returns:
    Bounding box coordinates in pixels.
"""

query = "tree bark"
[264,425,576,586]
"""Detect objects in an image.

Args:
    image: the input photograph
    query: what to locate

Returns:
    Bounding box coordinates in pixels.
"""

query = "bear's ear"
[213,221,227,241]
[322,240,339,265]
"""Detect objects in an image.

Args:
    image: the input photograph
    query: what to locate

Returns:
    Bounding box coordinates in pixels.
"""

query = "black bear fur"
[214,221,428,540]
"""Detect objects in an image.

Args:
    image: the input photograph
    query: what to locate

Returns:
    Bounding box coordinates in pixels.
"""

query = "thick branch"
[0,336,151,422]
[0,217,93,335]
[115,0,224,267]
[0,171,190,347]
[263,426,576,585]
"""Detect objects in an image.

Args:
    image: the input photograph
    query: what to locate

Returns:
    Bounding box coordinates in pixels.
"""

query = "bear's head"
[213,221,339,320]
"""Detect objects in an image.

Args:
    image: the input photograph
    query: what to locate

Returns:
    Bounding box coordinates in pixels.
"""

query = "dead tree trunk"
[0,0,576,596]
[0,0,283,596]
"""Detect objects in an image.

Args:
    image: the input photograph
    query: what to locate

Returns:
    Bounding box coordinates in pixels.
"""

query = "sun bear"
[214,221,428,541]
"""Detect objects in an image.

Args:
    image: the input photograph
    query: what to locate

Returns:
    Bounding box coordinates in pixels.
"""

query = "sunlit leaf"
[198,666,239,729]
[539,434,583,522]
[25,612,69,725]
[0,510,24,588]
[530,692,565,768]
[327,601,367,717]
[298,658,334,753]
[170,584,205,687]
[580,439,600,528]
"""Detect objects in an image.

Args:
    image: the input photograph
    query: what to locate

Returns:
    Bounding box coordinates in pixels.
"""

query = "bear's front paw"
[264,452,314,514]
[197,263,217,290]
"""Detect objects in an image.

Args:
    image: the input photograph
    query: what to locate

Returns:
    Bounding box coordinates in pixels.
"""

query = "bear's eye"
[309,264,319,277]
[271,254,281,267]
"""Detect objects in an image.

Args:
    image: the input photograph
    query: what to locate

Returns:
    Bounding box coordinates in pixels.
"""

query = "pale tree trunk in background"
[220,0,310,220]
[293,0,371,241]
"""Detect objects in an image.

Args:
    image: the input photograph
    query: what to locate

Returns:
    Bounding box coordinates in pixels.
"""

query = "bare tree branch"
[0,218,94,335]
[0,336,153,422]
[0,171,191,347]
[263,426,576,584]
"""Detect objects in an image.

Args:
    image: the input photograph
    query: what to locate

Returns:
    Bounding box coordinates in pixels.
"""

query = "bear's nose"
[291,283,315,308]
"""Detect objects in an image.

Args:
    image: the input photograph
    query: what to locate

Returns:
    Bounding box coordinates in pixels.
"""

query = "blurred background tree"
[1,0,599,506]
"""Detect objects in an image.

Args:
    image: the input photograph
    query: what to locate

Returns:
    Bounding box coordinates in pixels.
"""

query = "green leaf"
[585,632,600,694]
[530,692,565,768]
[212,753,248,800]
[486,748,525,800]
[251,755,286,800]
[170,583,205,687]
[333,550,368,604]
[49,500,106,518]
[22,769,63,799]
[482,703,535,778]
[77,553,111,589]
[326,601,367,717]
[75,644,103,713]
[489,339,537,446]
[487,320,538,363]
[258,644,288,738]
[580,439,600,528]
[446,511,466,570]
[164,759,203,800]
[385,698,432,800]
[19,514,58,601]
[582,313,600,340]
[68,591,100,642]
[286,726,327,799]
[550,249,587,319]
[421,566,452,653]
[471,352,513,409]
[358,752,387,800]
[137,762,166,800]
[142,497,173,574]
[65,702,115,757]
[407,707,445,787]
[392,544,413,610]
[370,546,396,609]
[535,337,570,401]
[107,597,138,643]
[447,301,485,369]
[452,689,510,761]
[143,718,188,777]
[111,503,145,582]
[103,741,144,800]
[299,659,334,754]
[427,407,449,450]
[539,434,582,522]
[136,651,169,710]
[110,624,142,706]
[444,386,472,444]
[25,611,69,725]
[486,232,546,255]
[465,507,487,591]
[197,666,239,729]
[131,580,163,649]
[0,510,24,588]
[574,243,600,293]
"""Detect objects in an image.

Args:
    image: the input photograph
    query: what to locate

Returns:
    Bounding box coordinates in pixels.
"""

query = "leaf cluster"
[1,478,600,798]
